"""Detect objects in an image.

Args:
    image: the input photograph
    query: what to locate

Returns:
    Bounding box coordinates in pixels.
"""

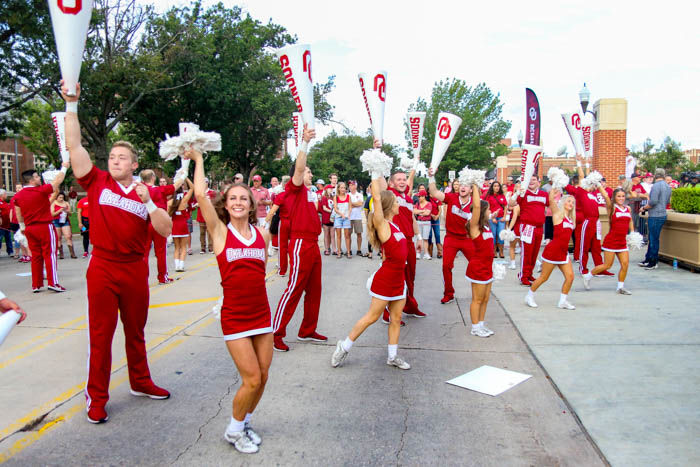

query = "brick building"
[495,138,578,184]
[0,137,36,193]
[684,148,699,165]
[591,98,628,182]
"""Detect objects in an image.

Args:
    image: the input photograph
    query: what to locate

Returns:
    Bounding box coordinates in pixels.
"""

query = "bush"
[671,187,700,214]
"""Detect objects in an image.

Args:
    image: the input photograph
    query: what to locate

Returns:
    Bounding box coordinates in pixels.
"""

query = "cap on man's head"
[644,172,653,178]
[631,173,641,178]
[348,180,356,185]
[316,179,325,185]
[418,189,427,197]
[601,177,607,182]
[252,175,262,182]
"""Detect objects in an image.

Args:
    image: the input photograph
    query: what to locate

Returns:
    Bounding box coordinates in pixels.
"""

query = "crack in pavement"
[173,375,239,464]
[395,372,409,466]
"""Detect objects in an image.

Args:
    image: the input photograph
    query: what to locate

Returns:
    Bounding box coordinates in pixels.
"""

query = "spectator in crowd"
[630,172,649,243]
[639,169,672,270]
[333,182,352,257]
[234,173,244,184]
[319,185,334,255]
[9,185,30,261]
[414,190,433,260]
[348,181,364,256]
[159,177,168,186]
[77,195,90,257]
[68,186,78,211]
[51,192,77,259]
[270,177,279,189]
[197,178,217,253]
[315,179,325,193]
[427,194,442,259]
[485,181,507,258]
[0,189,13,257]
[251,175,271,227]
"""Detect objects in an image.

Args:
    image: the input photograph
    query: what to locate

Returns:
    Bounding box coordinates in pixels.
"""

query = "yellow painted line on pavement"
[0,316,86,357]
[0,324,87,371]
[0,339,185,464]
[186,317,216,335]
[149,297,220,309]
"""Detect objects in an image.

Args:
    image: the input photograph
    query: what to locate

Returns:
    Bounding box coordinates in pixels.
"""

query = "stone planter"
[659,211,700,267]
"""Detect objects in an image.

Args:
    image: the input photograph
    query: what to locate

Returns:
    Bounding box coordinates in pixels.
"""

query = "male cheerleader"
[13,165,69,292]
[63,82,172,424]
[509,175,547,286]
[272,124,327,351]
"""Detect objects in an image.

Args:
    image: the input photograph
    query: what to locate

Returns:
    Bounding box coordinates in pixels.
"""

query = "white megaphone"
[51,112,70,163]
[47,0,93,96]
[358,71,387,142]
[276,44,315,130]
[0,310,21,346]
[520,144,542,190]
[429,112,462,171]
[561,112,585,157]
[406,111,426,158]
[581,122,593,159]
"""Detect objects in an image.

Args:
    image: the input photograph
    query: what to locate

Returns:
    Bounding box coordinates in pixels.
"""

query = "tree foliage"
[633,136,689,176]
[406,78,511,181]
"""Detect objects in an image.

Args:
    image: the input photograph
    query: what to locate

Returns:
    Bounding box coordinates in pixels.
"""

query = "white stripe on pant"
[273,239,302,332]
[48,223,59,285]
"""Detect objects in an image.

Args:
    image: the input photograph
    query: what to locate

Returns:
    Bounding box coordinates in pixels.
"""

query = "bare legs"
[226,333,273,422]
[528,261,575,308]
[322,225,332,252]
[470,282,492,324]
[348,297,405,344]
[591,251,629,292]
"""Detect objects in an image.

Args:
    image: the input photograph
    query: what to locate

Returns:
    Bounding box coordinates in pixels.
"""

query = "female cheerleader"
[525,189,577,309]
[485,181,507,258]
[189,149,272,454]
[506,181,521,269]
[51,192,77,259]
[590,189,634,295]
[466,185,495,338]
[331,172,410,370]
[168,179,194,272]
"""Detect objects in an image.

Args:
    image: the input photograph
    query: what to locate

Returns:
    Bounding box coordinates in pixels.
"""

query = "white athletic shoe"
[423,253,431,260]
[508,261,517,270]
[331,340,349,368]
[557,301,576,310]
[525,295,538,308]
[267,246,275,257]
[416,252,420,260]
[515,246,521,254]
[224,430,259,454]
[387,356,411,370]
[583,275,592,290]
[617,288,632,295]
[244,423,262,446]
[470,327,492,338]
[480,324,494,336]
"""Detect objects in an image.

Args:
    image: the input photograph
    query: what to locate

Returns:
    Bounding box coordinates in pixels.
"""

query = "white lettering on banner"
[393,232,405,242]
[307,191,318,202]
[98,188,148,220]
[279,55,303,112]
[615,211,631,218]
[226,247,265,263]
[526,195,547,204]
[451,204,471,220]
[409,117,421,149]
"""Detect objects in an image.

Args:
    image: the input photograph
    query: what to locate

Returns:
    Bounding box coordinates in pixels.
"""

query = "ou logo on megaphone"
[571,113,581,130]
[57,0,82,14]
[374,74,386,102]
[302,50,312,82]
[438,117,452,140]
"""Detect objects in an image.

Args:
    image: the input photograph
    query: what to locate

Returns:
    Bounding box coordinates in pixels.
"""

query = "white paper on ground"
[15,273,32,277]
[446,365,532,396]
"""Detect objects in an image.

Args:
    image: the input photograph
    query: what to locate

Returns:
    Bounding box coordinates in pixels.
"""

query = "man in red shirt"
[77,196,90,257]
[267,187,291,275]
[13,165,68,292]
[140,170,184,284]
[509,175,547,286]
[428,169,474,304]
[251,175,271,227]
[0,189,14,257]
[63,82,173,424]
[272,125,327,352]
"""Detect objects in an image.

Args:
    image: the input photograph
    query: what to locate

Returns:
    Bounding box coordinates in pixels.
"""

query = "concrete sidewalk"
[0,231,603,465]
[492,248,700,466]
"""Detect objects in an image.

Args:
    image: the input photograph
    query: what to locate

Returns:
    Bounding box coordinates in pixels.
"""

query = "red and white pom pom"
[492,262,506,281]
[499,229,516,243]
[547,167,570,190]
[360,148,393,178]
[627,231,643,250]
[458,167,485,187]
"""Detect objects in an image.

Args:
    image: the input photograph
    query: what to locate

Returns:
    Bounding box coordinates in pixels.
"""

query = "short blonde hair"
[139,169,155,183]
[111,140,138,162]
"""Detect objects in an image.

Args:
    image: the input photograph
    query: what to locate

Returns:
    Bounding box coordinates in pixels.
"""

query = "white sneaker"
[508,261,516,270]
[416,252,420,260]
[583,275,592,290]
[387,356,411,370]
[515,246,521,254]
[224,430,259,454]
[557,301,576,310]
[617,288,632,295]
[423,253,431,260]
[525,295,538,308]
[267,246,275,257]
[331,341,349,368]
[480,324,494,336]
[470,327,492,338]
[244,423,262,446]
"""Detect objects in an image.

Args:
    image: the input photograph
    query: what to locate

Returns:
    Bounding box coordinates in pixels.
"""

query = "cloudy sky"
[154,0,697,158]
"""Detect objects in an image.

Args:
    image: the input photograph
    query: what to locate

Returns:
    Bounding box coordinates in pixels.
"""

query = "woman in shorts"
[333,182,352,257]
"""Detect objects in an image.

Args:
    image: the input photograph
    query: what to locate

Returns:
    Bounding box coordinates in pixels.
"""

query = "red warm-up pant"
[578,218,603,275]
[518,225,543,282]
[278,219,291,275]
[573,221,583,261]
[442,234,474,297]
[144,224,169,282]
[25,222,58,288]
[403,241,420,313]
[85,255,153,409]
[273,238,322,339]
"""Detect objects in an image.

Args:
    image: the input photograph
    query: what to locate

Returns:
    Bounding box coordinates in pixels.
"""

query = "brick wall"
[0,138,36,192]
[592,129,626,182]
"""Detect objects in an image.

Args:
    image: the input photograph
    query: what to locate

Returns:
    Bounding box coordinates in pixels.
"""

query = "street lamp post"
[517,130,523,148]
[579,83,597,120]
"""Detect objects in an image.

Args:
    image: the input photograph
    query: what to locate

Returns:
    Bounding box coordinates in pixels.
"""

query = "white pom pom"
[41,170,60,184]
[159,135,182,161]
[458,167,485,187]
[211,297,223,320]
[547,167,570,190]
[415,161,428,178]
[14,231,28,248]
[159,124,222,161]
[499,229,516,243]
[626,231,644,250]
[492,262,506,281]
[270,184,285,195]
[582,170,603,190]
[360,148,393,178]
[398,153,414,170]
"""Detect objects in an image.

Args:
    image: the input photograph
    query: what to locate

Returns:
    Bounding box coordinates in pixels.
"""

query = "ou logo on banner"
[57,0,82,14]
[302,50,312,82]
[438,117,451,139]
[529,106,537,120]
[374,74,386,102]
[571,113,581,130]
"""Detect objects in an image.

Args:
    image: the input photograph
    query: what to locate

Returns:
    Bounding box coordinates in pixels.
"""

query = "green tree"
[635,136,686,176]
[406,79,511,181]
[13,99,59,169]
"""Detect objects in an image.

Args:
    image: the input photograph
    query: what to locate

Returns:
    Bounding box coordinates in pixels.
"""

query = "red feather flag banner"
[525,88,541,145]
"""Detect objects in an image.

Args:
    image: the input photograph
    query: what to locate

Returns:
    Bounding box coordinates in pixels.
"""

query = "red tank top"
[216,224,269,313]
[444,192,471,238]
[553,216,574,249]
[388,187,414,238]
[382,222,408,271]
[608,205,631,239]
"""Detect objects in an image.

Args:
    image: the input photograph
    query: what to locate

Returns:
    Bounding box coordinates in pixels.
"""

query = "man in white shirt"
[348,181,364,256]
